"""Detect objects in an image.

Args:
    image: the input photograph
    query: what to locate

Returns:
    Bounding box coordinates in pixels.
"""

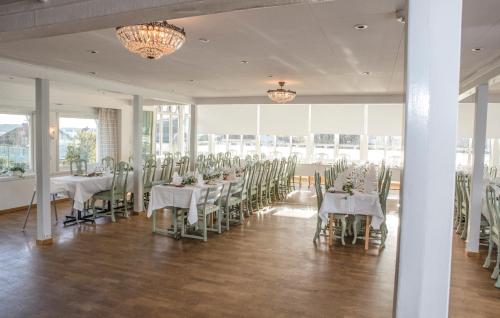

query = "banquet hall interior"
[0,0,500,317]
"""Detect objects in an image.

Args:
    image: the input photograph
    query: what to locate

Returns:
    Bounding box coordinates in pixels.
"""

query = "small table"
[51,173,133,224]
[319,191,383,250]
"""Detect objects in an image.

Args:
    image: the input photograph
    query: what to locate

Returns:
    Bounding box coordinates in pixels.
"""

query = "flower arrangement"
[182,175,197,185]
[10,164,26,177]
[342,181,354,196]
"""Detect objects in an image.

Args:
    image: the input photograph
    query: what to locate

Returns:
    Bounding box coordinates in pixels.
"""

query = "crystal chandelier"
[267,81,297,103]
[116,21,186,60]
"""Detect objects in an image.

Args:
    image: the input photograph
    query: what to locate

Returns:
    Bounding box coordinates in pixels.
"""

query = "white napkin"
[172,172,183,185]
[363,164,377,193]
[196,173,205,186]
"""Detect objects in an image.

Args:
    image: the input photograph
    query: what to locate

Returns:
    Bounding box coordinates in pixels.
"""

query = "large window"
[276,136,291,158]
[59,117,97,168]
[228,134,241,156]
[339,134,360,161]
[214,134,227,154]
[155,105,189,156]
[197,134,209,154]
[291,136,307,162]
[242,135,256,156]
[0,114,31,173]
[313,134,336,162]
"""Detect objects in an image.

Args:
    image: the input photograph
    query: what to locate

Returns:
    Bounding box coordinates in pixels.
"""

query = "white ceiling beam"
[0,57,193,104]
[194,94,404,105]
[0,0,333,42]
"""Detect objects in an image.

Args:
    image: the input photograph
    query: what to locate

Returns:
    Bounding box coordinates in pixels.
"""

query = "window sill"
[0,173,35,183]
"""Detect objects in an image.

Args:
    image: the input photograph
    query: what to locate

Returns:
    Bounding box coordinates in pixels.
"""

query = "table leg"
[364,215,371,250]
[152,210,156,233]
[329,214,334,247]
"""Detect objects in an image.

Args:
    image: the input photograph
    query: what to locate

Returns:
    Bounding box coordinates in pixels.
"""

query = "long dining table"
[319,190,384,250]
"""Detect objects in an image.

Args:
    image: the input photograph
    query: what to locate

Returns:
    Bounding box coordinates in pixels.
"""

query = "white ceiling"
[0,0,498,100]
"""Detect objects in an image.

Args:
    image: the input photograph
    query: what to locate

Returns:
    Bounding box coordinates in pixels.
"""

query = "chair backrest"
[314,171,323,210]
[102,156,115,171]
[70,159,88,175]
[485,185,500,239]
[111,161,130,195]
[378,168,392,216]
[179,156,190,176]
[232,156,241,168]
[142,158,156,189]
[160,157,174,183]
[200,184,225,211]
[173,152,182,162]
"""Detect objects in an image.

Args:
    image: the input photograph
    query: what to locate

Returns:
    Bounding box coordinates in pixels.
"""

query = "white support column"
[360,105,369,162]
[395,0,462,317]
[492,139,500,167]
[189,104,197,171]
[466,84,488,253]
[133,95,144,213]
[35,78,52,244]
[179,107,185,154]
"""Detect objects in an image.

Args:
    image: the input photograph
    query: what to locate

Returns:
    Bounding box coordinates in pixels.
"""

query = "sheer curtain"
[98,108,121,161]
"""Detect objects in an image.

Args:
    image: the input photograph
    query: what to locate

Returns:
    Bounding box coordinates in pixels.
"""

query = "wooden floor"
[0,189,499,317]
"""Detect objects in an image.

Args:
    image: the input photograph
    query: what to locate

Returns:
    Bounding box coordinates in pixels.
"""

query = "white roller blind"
[458,103,474,138]
[367,104,403,136]
[311,104,364,134]
[260,104,309,136]
[198,104,258,134]
[487,103,500,138]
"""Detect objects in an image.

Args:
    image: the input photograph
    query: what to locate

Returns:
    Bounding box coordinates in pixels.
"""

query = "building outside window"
[228,134,241,156]
[291,136,307,162]
[339,134,360,161]
[0,113,31,173]
[59,117,97,169]
[368,136,386,164]
[275,136,291,159]
[313,134,336,162]
[242,135,256,157]
[214,134,227,154]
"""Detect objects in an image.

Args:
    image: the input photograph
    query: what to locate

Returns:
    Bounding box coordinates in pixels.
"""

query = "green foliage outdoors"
[64,129,96,163]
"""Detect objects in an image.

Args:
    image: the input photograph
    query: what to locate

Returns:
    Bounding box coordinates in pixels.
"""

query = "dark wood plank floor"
[0,190,499,317]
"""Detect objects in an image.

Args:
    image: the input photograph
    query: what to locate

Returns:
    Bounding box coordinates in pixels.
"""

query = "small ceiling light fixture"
[188,79,195,82]
[89,71,97,75]
[361,71,371,76]
[472,47,483,52]
[116,20,186,60]
[268,75,273,78]
[354,24,368,30]
[240,60,249,64]
[267,81,297,104]
[396,9,406,24]
[198,38,210,43]
[88,50,98,54]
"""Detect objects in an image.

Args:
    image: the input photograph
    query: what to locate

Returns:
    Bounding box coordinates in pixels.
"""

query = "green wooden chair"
[101,156,115,171]
[483,185,500,288]
[181,184,225,242]
[221,179,247,231]
[142,158,156,209]
[70,159,88,175]
[153,156,173,185]
[91,161,130,222]
[313,171,347,245]
[178,155,190,176]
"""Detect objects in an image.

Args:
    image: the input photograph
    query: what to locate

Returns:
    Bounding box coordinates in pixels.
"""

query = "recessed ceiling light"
[8,76,14,80]
[361,71,370,76]
[354,24,368,30]
[87,50,98,54]
[198,38,210,43]
[55,103,63,106]
[89,71,97,75]
[188,79,195,82]
[472,47,483,52]
[240,60,249,64]
[268,75,273,78]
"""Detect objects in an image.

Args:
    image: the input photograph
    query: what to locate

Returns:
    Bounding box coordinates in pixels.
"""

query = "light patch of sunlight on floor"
[273,208,317,219]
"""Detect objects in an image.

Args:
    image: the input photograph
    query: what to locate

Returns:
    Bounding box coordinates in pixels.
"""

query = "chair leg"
[483,238,493,268]
[203,215,208,242]
[492,244,500,280]
[217,210,222,234]
[123,195,129,218]
[22,190,37,231]
[313,216,321,242]
[110,201,116,222]
[52,194,59,222]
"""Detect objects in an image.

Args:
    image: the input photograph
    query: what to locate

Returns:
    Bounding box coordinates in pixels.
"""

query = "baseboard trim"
[0,198,70,215]
[36,238,53,246]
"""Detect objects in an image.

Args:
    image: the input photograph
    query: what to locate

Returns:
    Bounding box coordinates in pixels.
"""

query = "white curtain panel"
[367,104,404,136]
[311,104,364,134]
[198,104,258,134]
[98,108,121,161]
[260,104,309,136]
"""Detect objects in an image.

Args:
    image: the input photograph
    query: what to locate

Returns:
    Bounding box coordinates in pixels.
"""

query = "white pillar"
[189,104,197,171]
[466,84,488,252]
[395,0,462,317]
[178,106,185,154]
[133,95,144,213]
[360,105,369,162]
[35,78,52,244]
[492,139,500,167]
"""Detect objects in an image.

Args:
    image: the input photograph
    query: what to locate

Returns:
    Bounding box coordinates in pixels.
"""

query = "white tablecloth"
[319,191,384,229]
[147,185,203,225]
[51,173,133,211]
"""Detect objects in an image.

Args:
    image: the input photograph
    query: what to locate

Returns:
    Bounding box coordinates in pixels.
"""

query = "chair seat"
[222,197,242,207]
[93,190,125,200]
[197,203,219,215]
